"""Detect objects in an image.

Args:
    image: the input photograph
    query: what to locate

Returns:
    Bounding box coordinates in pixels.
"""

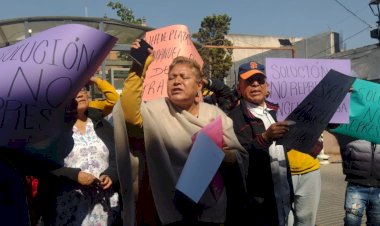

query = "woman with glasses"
[36,86,120,226]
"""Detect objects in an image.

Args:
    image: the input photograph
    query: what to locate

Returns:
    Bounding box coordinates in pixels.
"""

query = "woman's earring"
[195,90,203,103]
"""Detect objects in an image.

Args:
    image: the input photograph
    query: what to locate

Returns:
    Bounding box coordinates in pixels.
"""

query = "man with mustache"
[228,61,293,226]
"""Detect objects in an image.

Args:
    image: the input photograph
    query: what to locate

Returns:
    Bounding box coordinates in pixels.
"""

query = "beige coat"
[140,98,248,224]
[112,101,139,226]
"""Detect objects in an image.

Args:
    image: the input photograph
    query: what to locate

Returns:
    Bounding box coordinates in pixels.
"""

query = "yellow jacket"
[287,149,320,175]
[88,77,119,116]
[119,57,152,138]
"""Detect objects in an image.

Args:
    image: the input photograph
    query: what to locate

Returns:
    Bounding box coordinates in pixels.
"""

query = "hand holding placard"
[176,131,225,203]
[142,24,204,100]
[277,69,356,154]
[331,79,380,144]
[176,116,225,203]
[265,58,352,123]
[128,39,153,67]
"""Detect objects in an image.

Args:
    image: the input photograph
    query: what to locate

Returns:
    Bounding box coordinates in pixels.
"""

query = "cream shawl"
[141,98,248,225]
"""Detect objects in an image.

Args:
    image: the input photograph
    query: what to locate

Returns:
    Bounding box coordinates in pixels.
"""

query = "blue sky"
[0,0,378,50]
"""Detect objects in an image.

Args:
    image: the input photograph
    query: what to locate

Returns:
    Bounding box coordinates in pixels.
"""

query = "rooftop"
[0,16,154,50]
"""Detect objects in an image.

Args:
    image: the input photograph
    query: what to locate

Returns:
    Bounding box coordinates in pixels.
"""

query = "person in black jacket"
[35,86,120,226]
[332,133,380,226]
[202,78,239,113]
[227,61,293,226]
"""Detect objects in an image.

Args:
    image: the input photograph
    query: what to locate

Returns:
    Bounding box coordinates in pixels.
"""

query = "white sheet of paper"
[175,131,225,203]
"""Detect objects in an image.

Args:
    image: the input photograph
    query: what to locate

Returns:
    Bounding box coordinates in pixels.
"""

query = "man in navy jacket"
[228,61,293,226]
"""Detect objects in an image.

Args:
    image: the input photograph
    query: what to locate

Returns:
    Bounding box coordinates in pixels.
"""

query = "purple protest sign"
[265,58,352,123]
[0,24,117,147]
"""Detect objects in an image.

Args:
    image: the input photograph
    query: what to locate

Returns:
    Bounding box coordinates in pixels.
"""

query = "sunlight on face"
[167,64,201,109]
[238,75,268,106]
[75,88,89,113]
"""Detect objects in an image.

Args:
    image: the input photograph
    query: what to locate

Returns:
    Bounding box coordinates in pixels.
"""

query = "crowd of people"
[0,38,379,226]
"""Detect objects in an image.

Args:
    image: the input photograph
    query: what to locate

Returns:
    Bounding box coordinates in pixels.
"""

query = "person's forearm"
[208,78,232,97]
[50,167,81,182]
[89,77,119,116]
[94,77,119,104]
[120,49,153,132]
[120,71,144,128]
[101,146,118,183]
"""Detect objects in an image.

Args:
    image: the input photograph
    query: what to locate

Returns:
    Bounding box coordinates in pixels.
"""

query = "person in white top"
[228,60,292,226]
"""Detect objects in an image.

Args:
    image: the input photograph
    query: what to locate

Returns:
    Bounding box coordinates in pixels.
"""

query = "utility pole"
[84,0,88,17]
[369,0,380,45]
[202,45,296,58]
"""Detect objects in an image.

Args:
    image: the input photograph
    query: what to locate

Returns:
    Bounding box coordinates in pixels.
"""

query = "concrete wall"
[223,32,380,161]
[224,31,340,86]
[225,34,303,62]
[323,44,380,160]
[329,44,380,81]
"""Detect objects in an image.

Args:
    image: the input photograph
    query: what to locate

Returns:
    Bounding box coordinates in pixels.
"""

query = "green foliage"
[107,1,143,24]
[193,14,233,80]
[107,1,144,60]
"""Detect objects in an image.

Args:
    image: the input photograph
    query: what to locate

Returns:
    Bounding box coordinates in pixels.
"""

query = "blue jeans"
[344,182,380,226]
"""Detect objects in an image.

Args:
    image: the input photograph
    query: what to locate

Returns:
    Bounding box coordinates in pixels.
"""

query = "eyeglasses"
[246,76,266,85]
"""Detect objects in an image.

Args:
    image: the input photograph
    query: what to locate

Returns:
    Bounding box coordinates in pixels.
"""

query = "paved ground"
[316,163,346,226]
[316,162,366,226]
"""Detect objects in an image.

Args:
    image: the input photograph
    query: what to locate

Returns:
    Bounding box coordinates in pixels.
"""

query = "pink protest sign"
[143,24,204,101]
[0,24,117,146]
[192,116,223,148]
[265,58,352,123]
[191,115,224,200]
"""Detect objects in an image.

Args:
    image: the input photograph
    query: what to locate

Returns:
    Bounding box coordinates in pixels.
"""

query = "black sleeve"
[0,146,81,183]
[228,109,271,152]
[0,147,56,176]
[207,78,238,112]
[92,117,118,183]
[50,167,81,182]
[326,123,341,131]
[100,144,118,183]
[207,78,234,99]
[30,130,83,182]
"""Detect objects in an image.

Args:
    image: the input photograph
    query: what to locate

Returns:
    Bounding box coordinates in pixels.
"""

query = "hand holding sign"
[265,58,352,123]
[332,79,380,144]
[277,69,356,153]
[142,24,204,100]
[177,116,225,203]
[262,121,290,142]
[0,24,117,148]
[129,39,153,67]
